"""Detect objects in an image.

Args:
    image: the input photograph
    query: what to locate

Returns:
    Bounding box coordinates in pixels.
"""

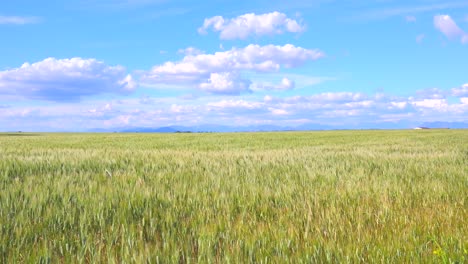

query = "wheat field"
[0,130,467,263]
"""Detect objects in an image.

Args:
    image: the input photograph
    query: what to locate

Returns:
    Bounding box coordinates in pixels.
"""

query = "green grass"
[0,130,467,263]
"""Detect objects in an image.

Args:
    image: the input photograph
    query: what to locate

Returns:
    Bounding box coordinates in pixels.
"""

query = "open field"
[0,130,467,263]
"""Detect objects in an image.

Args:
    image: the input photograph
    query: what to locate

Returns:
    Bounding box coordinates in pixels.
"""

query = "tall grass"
[0,130,467,262]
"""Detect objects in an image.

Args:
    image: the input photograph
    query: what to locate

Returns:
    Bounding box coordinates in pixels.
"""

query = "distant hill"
[121,127,177,133]
[420,122,468,129]
[86,121,467,133]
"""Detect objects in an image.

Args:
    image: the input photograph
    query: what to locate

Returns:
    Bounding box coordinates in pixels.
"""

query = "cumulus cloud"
[410,98,447,109]
[0,57,136,101]
[434,15,468,44]
[278,78,295,90]
[452,83,468,97]
[198,12,305,39]
[148,44,322,74]
[199,72,252,94]
[0,16,40,25]
[389,101,408,110]
[142,44,323,94]
[414,88,447,99]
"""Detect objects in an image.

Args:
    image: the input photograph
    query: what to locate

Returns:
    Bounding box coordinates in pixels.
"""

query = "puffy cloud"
[142,44,323,94]
[414,88,446,99]
[390,102,408,110]
[199,72,252,94]
[410,98,447,109]
[452,83,468,97]
[200,72,251,94]
[0,16,40,25]
[198,12,305,40]
[434,15,468,44]
[148,44,322,75]
[278,78,295,90]
[0,58,136,101]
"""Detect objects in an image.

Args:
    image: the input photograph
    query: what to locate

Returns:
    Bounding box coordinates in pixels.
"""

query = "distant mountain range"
[419,122,468,129]
[90,124,333,133]
[87,121,468,133]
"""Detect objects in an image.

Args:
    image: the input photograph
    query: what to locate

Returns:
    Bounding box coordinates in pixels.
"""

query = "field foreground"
[0,130,467,263]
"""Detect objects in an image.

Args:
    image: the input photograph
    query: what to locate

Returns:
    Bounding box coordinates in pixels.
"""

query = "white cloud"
[207,100,262,110]
[410,98,447,109]
[148,44,322,75]
[321,109,362,118]
[249,73,333,90]
[305,92,367,103]
[279,78,295,89]
[199,72,252,94]
[198,12,305,40]
[379,113,415,122]
[119,74,137,91]
[264,95,274,102]
[452,83,468,97]
[177,47,204,56]
[390,101,408,110]
[344,100,374,108]
[0,16,41,25]
[269,108,289,115]
[142,44,324,94]
[413,88,447,99]
[0,57,136,101]
[87,102,116,117]
[434,15,468,44]
[3,88,467,131]
[252,77,295,91]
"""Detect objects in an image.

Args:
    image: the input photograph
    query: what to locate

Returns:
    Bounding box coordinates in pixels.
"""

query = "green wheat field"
[0,130,467,263]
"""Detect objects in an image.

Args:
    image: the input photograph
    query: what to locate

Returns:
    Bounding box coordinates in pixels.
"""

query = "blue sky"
[0,0,467,131]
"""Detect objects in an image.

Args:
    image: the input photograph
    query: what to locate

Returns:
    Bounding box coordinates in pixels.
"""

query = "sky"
[0,0,467,131]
